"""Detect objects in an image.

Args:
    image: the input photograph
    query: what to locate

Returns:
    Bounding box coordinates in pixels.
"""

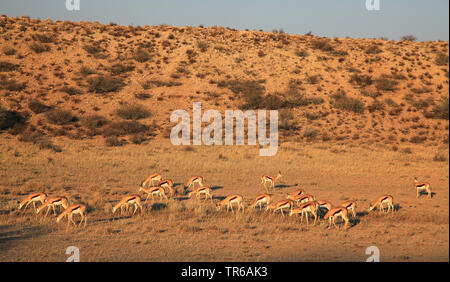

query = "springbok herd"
[15,172,433,230]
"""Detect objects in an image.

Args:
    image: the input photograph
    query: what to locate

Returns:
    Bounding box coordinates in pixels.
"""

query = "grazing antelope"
[56,204,87,227]
[188,186,213,201]
[140,173,162,188]
[316,200,332,211]
[266,199,294,216]
[139,186,168,201]
[112,194,143,215]
[414,178,432,199]
[261,172,282,192]
[158,179,174,197]
[339,201,356,218]
[290,194,315,206]
[316,200,332,216]
[287,189,305,200]
[249,194,272,210]
[368,195,394,214]
[216,194,244,212]
[290,201,319,225]
[323,207,349,230]
[36,196,69,217]
[18,192,47,212]
[185,176,204,192]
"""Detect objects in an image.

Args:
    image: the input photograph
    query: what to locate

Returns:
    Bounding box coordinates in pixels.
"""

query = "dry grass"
[0,139,448,261]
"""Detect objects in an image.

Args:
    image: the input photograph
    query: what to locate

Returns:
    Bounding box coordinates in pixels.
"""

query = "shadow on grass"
[274,183,299,189]
[418,191,435,199]
[0,224,51,252]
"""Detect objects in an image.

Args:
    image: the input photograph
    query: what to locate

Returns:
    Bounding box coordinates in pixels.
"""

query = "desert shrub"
[435,52,449,66]
[375,77,398,91]
[18,129,61,152]
[81,115,109,131]
[303,128,319,139]
[330,93,365,113]
[216,79,265,109]
[3,47,16,56]
[403,94,433,110]
[0,61,18,72]
[29,100,52,114]
[197,41,209,52]
[109,63,135,75]
[263,94,284,110]
[102,121,149,137]
[311,38,334,52]
[31,33,56,43]
[87,75,125,93]
[366,45,382,54]
[130,133,147,144]
[279,109,298,131]
[401,35,417,41]
[350,74,373,87]
[83,43,103,54]
[134,92,151,100]
[433,152,448,162]
[306,74,320,84]
[384,98,399,107]
[0,107,26,130]
[45,109,77,125]
[429,99,449,120]
[411,87,432,94]
[409,135,427,144]
[134,48,152,63]
[304,112,320,120]
[283,86,323,107]
[60,86,83,95]
[368,100,386,113]
[361,90,381,99]
[115,104,151,120]
[141,79,182,89]
[79,66,97,76]
[35,138,62,152]
[295,49,309,57]
[105,136,125,147]
[0,78,26,91]
[29,42,50,53]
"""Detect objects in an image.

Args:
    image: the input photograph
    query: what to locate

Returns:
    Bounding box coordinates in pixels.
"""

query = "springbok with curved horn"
[339,201,356,218]
[287,189,305,200]
[414,178,432,199]
[185,176,204,192]
[323,207,349,230]
[188,186,213,201]
[56,204,87,227]
[140,173,162,189]
[18,192,47,213]
[217,194,244,212]
[261,172,282,192]
[36,196,69,216]
[290,194,315,206]
[158,179,174,197]
[290,201,319,225]
[266,199,294,216]
[112,194,143,216]
[249,194,272,210]
[139,186,168,202]
[368,195,394,214]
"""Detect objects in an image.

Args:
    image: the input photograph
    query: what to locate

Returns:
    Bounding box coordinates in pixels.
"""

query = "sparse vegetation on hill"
[0,15,447,147]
